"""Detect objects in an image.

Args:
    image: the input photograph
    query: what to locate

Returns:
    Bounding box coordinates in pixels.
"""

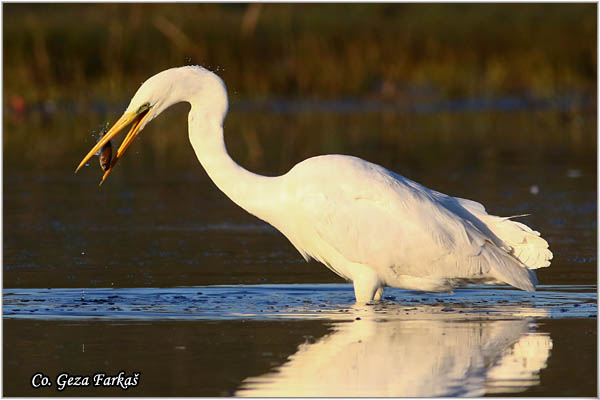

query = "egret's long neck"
[187,106,280,222]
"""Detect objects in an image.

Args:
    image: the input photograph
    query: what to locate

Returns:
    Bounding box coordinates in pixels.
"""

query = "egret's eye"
[137,103,150,114]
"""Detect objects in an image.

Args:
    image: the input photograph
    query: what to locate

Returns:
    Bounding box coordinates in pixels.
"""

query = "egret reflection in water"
[237,307,553,397]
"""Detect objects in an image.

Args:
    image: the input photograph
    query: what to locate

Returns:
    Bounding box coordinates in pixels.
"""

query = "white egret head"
[125,66,229,131]
[75,66,228,184]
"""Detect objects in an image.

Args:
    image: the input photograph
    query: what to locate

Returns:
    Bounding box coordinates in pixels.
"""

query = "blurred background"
[4,4,597,100]
[3,3,597,288]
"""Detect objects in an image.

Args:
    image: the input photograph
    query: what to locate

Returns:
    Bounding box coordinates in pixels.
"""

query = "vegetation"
[4,3,597,103]
[3,3,595,174]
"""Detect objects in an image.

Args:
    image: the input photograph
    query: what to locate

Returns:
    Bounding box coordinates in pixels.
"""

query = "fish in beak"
[98,130,113,172]
[75,107,151,185]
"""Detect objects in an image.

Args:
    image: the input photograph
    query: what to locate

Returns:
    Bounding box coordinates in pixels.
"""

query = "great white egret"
[76,66,552,303]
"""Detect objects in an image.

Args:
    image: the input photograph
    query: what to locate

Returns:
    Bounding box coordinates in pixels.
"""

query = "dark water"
[3,99,597,396]
[3,285,597,396]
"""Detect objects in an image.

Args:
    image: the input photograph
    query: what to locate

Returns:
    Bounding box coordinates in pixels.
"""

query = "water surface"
[3,284,597,321]
[3,284,597,396]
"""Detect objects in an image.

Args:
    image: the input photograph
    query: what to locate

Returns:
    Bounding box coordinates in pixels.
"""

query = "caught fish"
[99,139,112,171]
[95,126,112,172]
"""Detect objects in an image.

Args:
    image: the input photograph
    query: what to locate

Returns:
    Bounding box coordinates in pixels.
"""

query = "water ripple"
[3,284,596,321]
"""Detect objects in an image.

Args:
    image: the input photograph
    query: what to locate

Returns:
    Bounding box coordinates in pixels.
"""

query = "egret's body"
[77,66,552,302]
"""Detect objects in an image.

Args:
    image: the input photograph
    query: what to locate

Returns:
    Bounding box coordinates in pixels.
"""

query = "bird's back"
[273,154,551,292]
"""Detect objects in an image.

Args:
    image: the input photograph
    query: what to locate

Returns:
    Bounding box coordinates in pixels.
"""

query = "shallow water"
[3,99,597,396]
[3,284,597,321]
[3,162,596,289]
[3,284,597,396]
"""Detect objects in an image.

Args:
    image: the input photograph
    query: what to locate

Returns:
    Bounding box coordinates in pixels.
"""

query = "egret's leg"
[352,268,380,303]
[373,286,384,301]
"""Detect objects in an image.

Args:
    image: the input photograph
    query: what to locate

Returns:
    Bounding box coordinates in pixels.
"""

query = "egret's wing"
[284,156,536,291]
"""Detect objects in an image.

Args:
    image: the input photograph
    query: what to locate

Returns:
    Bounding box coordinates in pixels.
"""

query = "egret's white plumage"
[77,66,552,302]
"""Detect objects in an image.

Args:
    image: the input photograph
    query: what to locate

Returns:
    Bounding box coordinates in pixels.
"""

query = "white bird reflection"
[237,306,552,397]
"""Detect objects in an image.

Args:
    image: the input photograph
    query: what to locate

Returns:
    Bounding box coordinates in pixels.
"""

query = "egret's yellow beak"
[75,108,151,185]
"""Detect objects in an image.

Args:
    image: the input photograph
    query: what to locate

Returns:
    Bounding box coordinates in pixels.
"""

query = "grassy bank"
[4,3,597,103]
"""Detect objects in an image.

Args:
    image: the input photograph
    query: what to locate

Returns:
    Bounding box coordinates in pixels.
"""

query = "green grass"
[3,3,597,103]
[3,4,596,175]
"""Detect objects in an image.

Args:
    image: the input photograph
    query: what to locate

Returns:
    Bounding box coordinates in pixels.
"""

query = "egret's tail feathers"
[455,197,552,270]
[489,216,552,270]
[484,242,538,292]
